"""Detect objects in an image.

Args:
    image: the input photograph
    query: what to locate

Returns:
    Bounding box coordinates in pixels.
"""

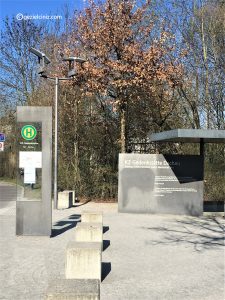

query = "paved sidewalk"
[0,201,224,300]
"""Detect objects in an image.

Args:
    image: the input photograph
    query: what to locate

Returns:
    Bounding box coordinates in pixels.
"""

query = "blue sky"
[0,0,87,28]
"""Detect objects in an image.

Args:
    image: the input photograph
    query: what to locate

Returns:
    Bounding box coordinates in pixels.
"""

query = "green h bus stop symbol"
[21,125,37,141]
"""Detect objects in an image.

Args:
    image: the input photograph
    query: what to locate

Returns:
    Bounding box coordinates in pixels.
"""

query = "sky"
[0,0,88,29]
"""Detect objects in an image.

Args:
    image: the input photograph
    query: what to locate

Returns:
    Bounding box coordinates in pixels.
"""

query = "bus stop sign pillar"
[16,106,52,236]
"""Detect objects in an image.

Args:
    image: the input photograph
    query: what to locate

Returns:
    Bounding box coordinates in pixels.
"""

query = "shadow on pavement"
[103,240,110,251]
[51,214,81,237]
[101,262,111,282]
[72,200,92,207]
[143,217,225,251]
[103,226,109,234]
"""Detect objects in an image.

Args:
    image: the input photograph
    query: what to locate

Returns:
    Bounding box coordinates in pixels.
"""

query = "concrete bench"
[45,278,100,300]
[57,191,73,209]
[81,211,103,224]
[75,223,103,244]
[66,242,102,280]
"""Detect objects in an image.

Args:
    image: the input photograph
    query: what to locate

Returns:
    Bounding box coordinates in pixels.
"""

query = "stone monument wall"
[118,154,204,216]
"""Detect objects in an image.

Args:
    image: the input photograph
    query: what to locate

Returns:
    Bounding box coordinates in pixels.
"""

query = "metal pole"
[200,138,205,182]
[54,77,59,209]
[200,138,205,157]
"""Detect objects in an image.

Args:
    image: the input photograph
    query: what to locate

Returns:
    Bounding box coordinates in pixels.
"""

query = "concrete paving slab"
[0,201,224,300]
[45,279,100,300]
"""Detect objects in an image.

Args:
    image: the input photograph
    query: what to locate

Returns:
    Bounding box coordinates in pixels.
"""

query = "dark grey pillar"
[16,107,52,236]
[200,138,205,157]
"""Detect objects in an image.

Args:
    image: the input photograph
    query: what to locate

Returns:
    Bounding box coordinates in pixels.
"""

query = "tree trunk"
[200,2,210,128]
[120,107,126,153]
[74,94,81,192]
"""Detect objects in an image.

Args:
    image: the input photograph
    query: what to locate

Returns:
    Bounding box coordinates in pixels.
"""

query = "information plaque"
[118,154,204,216]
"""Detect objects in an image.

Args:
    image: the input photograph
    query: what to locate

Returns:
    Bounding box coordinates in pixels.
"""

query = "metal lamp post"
[30,48,86,209]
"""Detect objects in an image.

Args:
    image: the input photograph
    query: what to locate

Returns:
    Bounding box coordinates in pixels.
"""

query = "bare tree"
[0,18,43,107]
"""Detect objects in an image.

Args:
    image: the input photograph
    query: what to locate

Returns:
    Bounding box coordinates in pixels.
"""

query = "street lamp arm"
[40,75,73,81]
[58,77,74,81]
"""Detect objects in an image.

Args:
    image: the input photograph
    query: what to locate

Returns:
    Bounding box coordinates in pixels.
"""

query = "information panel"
[118,154,204,216]
[17,122,42,200]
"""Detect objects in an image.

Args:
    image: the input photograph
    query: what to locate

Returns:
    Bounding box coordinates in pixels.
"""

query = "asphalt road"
[0,182,18,209]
